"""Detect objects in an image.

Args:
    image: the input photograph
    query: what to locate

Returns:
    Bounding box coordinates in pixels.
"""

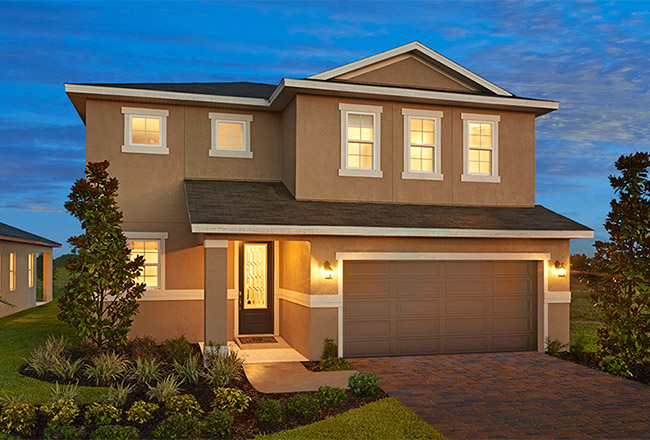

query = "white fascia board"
[65,84,270,108]
[191,223,594,239]
[307,41,512,97]
[282,79,559,112]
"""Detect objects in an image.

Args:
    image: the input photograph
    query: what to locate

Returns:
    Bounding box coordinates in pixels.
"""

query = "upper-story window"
[28,253,34,288]
[121,107,169,155]
[9,252,16,292]
[401,109,443,181]
[338,103,383,178]
[209,113,253,158]
[461,113,501,183]
[125,232,168,290]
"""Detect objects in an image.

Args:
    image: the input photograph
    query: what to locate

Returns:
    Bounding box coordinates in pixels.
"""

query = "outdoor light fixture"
[554,260,567,277]
[322,261,334,280]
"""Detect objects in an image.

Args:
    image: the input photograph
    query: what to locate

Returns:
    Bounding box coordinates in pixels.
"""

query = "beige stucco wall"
[279,240,310,293]
[0,241,48,318]
[294,94,535,206]
[279,300,310,357]
[131,300,204,342]
[548,303,570,345]
[281,98,297,196]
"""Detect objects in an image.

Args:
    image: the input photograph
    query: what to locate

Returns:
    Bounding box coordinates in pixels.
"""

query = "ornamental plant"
[587,152,650,366]
[58,161,146,350]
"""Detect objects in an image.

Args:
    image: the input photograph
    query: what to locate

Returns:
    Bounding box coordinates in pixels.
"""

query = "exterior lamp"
[554,260,567,277]
[322,261,334,280]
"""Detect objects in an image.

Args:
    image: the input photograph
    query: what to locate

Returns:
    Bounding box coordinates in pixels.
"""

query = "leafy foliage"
[104,382,134,408]
[0,403,36,436]
[173,355,201,385]
[545,337,568,356]
[316,385,347,408]
[163,336,193,364]
[211,387,251,413]
[321,338,338,360]
[202,410,233,438]
[257,399,284,425]
[58,161,146,350]
[586,152,650,365]
[285,394,319,420]
[25,335,68,377]
[41,398,79,426]
[84,403,122,426]
[348,371,380,397]
[599,355,632,378]
[164,394,203,418]
[153,414,202,440]
[125,337,158,361]
[320,357,353,371]
[146,375,181,402]
[129,357,162,386]
[49,383,79,402]
[126,401,158,425]
[203,351,244,387]
[90,425,138,440]
[84,352,129,386]
[43,425,85,440]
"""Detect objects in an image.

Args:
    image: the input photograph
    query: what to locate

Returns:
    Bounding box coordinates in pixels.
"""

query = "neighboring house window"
[401,109,443,181]
[208,113,253,158]
[124,232,168,290]
[28,253,34,288]
[121,107,169,155]
[9,252,16,292]
[461,113,501,183]
[338,103,383,178]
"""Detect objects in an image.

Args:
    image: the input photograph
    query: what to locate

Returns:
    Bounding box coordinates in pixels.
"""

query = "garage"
[343,260,538,357]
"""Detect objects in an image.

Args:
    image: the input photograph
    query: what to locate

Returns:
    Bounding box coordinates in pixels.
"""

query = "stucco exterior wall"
[281,98,297,196]
[279,300,310,357]
[279,240,310,294]
[0,241,45,318]
[131,300,204,342]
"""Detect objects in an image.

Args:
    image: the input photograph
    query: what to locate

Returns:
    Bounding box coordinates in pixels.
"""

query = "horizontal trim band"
[336,252,552,261]
[545,291,572,304]
[191,223,594,239]
[279,288,342,308]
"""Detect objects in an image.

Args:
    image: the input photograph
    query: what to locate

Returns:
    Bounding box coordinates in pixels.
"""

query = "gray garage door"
[343,260,538,357]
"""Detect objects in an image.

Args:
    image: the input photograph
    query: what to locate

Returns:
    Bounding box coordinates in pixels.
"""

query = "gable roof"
[0,222,61,247]
[184,180,593,239]
[307,41,513,97]
[74,82,276,99]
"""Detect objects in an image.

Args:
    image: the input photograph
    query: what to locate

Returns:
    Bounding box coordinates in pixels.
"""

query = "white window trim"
[121,107,169,155]
[124,232,168,291]
[208,113,253,159]
[338,103,383,178]
[401,108,444,181]
[461,113,500,183]
[9,252,16,292]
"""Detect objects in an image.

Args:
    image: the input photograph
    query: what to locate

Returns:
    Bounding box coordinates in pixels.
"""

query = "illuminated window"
[9,252,16,292]
[339,103,383,178]
[129,240,160,289]
[461,113,500,183]
[121,107,169,155]
[401,109,443,180]
[28,253,34,288]
[209,113,253,158]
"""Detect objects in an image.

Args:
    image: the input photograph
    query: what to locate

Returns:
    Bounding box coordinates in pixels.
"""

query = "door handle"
[238,291,243,311]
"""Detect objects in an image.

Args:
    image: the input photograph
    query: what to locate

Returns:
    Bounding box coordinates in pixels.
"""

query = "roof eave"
[0,235,61,248]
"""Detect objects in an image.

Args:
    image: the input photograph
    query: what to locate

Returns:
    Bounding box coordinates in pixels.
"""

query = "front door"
[239,242,274,335]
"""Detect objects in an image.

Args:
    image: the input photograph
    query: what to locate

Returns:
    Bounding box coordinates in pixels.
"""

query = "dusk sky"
[1,1,649,256]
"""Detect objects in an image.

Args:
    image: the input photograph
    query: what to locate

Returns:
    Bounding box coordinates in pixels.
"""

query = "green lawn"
[257,397,444,440]
[570,276,601,352]
[0,302,106,404]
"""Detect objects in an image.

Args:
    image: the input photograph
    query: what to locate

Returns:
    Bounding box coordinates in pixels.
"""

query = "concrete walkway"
[350,352,650,439]
[244,361,354,393]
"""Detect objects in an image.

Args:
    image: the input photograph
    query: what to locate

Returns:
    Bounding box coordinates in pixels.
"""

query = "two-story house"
[65,42,592,360]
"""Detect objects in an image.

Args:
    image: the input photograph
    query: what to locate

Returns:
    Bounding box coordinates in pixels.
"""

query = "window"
[338,103,383,178]
[9,252,16,292]
[401,109,443,180]
[209,113,253,158]
[28,253,34,288]
[461,113,500,183]
[122,107,169,155]
[125,232,167,290]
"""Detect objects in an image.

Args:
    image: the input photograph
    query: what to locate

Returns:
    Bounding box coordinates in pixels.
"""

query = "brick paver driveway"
[350,352,650,439]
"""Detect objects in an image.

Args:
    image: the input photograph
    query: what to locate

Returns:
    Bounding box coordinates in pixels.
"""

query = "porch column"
[43,252,53,302]
[204,240,228,345]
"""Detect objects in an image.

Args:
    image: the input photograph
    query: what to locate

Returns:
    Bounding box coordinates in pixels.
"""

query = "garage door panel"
[445,279,491,295]
[446,317,489,334]
[395,261,442,276]
[344,340,390,357]
[491,260,534,275]
[492,279,535,295]
[446,298,489,315]
[444,261,487,276]
[345,320,390,337]
[344,300,390,318]
[396,338,441,354]
[396,319,441,335]
[493,298,534,314]
[396,299,440,316]
[343,280,390,298]
[493,316,535,333]
[492,335,535,350]
[446,336,490,352]
[396,280,443,297]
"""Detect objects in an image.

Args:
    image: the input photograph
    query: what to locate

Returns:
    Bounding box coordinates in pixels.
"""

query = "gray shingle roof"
[75,82,277,99]
[184,180,592,233]
[0,222,61,247]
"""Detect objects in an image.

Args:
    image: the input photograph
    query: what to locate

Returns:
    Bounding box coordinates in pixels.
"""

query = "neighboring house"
[65,41,593,360]
[0,222,60,318]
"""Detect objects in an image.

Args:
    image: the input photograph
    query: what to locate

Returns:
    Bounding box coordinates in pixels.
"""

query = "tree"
[589,152,650,366]
[58,161,146,350]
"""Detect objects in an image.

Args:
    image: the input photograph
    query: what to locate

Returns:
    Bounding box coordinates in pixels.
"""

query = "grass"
[257,398,445,440]
[569,276,602,352]
[0,302,106,404]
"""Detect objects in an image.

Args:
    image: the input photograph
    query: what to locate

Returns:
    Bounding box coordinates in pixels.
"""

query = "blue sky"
[1,1,648,256]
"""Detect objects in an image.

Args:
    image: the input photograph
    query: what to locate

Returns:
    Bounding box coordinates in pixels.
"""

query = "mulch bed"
[553,351,650,386]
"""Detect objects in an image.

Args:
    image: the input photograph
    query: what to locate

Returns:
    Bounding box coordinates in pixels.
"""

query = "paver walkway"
[350,352,650,439]
[244,361,353,393]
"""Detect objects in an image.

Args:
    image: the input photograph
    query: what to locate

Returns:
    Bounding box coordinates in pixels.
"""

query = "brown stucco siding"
[548,303,570,345]
[309,307,338,360]
[281,98,297,196]
[279,299,310,357]
[131,300,204,342]
[279,240,310,294]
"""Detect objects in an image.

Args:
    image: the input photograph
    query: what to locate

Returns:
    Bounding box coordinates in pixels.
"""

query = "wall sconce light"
[554,260,567,277]
[322,261,334,280]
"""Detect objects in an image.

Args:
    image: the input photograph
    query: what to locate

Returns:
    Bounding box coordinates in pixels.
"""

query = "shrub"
[153,413,202,440]
[129,357,162,386]
[321,338,338,360]
[348,371,380,397]
[50,383,79,402]
[126,401,159,424]
[41,398,79,426]
[599,355,632,378]
[147,375,181,402]
[257,399,284,425]
[545,337,568,356]
[164,394,203,418]
[211,387,251,413]
[43,425,85,440]
[164,336,193,364]
[50,357,84,381]
[85,352,129,386]
[202,410,233,438]
[203,351,244,387]
[104,382,134,408]
[84,403,122,426]
[0,403,36,436]
[90,425,138,440]
[25,335,68,377]
[125,336,159,361]
[174,355,202,385]
[316,385,347,408]
[321,357,353,371]
[285,394,319,420]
